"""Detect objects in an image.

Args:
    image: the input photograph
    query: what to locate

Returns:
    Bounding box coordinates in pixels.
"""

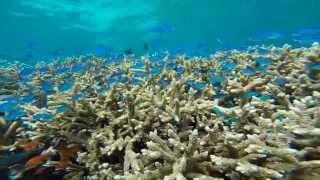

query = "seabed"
[1,43,320,180]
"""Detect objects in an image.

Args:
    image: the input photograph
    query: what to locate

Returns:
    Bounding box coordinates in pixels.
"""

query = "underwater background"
[1,0,320,61]
[2,0,320,180]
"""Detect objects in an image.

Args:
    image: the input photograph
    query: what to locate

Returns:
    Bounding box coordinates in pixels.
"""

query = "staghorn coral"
[3,43,320,179]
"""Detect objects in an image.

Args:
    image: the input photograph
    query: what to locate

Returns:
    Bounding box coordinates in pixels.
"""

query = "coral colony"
[1,43,320,179]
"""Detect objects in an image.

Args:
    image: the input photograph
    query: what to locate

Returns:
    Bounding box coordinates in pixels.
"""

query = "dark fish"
[150,23,175,34]
[143,42,149,51]
[0,147,44,170]
[51,48,64,57]
[124,49,133,56]
[94,44,108,56]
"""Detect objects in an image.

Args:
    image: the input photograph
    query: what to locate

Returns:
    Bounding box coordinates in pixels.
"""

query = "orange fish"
[26,154,50,167]
[54,145,81,169]
[19,141,41,151]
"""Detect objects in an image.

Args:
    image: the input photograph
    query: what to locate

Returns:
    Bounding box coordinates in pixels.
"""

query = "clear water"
[1,0,320,61]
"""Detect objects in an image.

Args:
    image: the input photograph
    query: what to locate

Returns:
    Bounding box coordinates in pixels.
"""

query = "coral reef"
[1,43,320,179]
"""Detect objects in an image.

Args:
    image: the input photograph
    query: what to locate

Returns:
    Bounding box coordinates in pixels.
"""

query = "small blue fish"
[193,82,206,90]
[255,32,282,40]
[222,61,237,71]
[97,86,108,94]
[71,64,86,73]
[94,44,108,56]
[0,101,18,112]
[58,81,74,92]
[175,66,185,74]
[212,92,226,99]
[243,67,255,75]
[56,104,69,113]
[255,57,273,66]
[72,92,84,101]
[4,109,26,121]
[132,61,145,69]
[111,70,124,78]
[32,112,54,121]
[133,71,147,78]
[210,76,224,84]
[132,78,141,85]
[276,115,285,122]
[150,66,162,75]
[241,91,259,99]
[107,78,117,85]
[166,62,176,70]
[40,82,53,91]
[309,63,320,71]
[51,48,64,57]
[259,95,272,101]
[150,23,175,34]
[159,79,170,88]
[55,66,70,74]
[273,78,288,86]
[212,107,225,117]
[20,96,35,104]
[255,65,269,72]
[19,67,34,77]
[119,76,129,83]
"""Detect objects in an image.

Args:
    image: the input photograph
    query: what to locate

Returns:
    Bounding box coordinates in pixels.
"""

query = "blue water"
[0,0,320,62]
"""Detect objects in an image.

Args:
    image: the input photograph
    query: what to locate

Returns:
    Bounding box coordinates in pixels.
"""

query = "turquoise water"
[1,0,320,61]
[1,1,320,179]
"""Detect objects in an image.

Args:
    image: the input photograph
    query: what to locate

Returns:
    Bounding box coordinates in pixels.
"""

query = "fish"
[58,81,74,92]
[4,109,26,121]
[0,101,18,113]
[259,95,273,101]
[19,141,42,151]
[25,154,49,167]
[51,48,64,57]
[40,82,54,92]
[243,67,255,75]
[255,57,273,66]
[241,91,259,99]
[210,76,224,84]
[54,145,81,169]
[133,70,147,78]
[0,147,44,170]
[132,61,145,69]
[175,66,185,74]
[221,61,237,73]
[273,78,288,86]
[143,42,149,52]
[71,92,84,101]
[149,23,175,34]
[124,49,133,56]
[255,32,282,40]
[212,107,225,117]
[32,112,54,121]
[71,64,86,73]
[309,63,320,71]
[94,44,108,56]
[19,67,35,78]
[55,104,70,113]
[150,66,162,75]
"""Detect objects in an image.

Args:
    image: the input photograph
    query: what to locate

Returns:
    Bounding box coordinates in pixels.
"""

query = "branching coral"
[4,43,320,179]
